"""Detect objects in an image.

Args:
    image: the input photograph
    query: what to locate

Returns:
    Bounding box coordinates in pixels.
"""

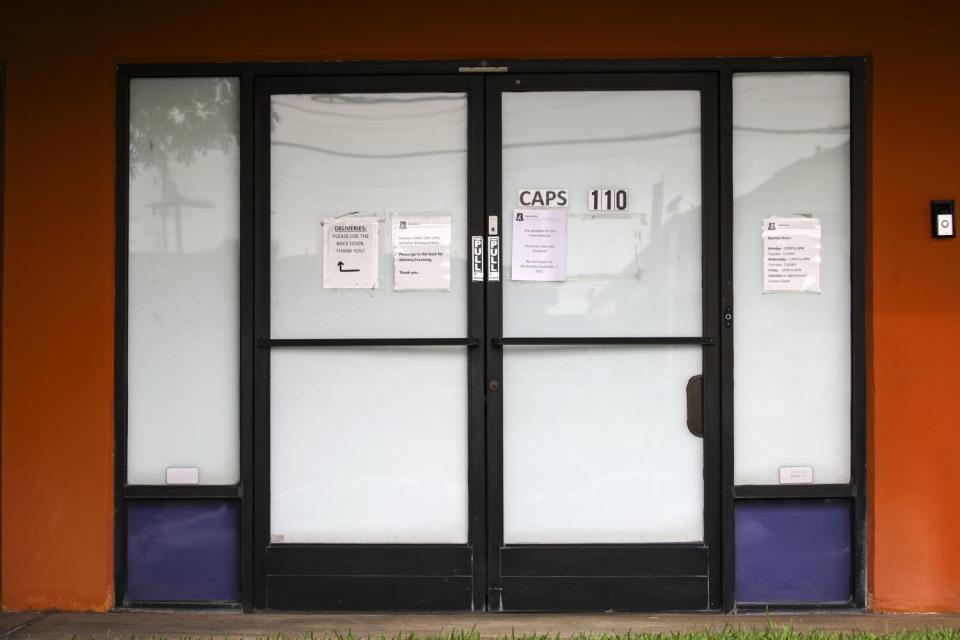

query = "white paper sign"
[323,217,379,289]
[762,217,821,293]
[511,208,567,282]
[392,216,452,291]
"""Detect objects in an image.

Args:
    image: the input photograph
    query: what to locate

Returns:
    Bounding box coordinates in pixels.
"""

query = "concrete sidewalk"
[1,611,958,640]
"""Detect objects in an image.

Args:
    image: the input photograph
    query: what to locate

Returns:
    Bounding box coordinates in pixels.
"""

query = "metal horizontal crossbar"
[493,337,716,346]
[259,338,479,348]
[123,484,241,500]
[734,484,857,499]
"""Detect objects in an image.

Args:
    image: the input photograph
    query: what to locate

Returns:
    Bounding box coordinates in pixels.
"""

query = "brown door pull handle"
[686,375,704,438]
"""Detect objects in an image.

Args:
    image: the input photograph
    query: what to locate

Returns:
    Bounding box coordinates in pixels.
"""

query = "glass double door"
[254,73,720,611]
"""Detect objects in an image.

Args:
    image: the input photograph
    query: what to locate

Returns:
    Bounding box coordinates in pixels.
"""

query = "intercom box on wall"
[931,200,955,238]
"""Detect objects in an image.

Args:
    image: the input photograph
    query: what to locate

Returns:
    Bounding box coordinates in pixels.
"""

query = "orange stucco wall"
[1,0,959,613]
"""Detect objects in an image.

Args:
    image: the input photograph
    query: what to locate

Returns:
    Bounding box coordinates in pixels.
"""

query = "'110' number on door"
[589,189,628,211]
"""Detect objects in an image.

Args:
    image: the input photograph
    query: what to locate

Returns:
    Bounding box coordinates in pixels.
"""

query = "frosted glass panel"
[503,346,703,543]
[733,73,851,485]
[502,91,702,337]
[270,93,468,338]
[271,348,468,543]
[127,77,239,485]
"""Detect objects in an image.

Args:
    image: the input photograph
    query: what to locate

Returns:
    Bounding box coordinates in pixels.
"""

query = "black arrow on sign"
[337,261,360,273]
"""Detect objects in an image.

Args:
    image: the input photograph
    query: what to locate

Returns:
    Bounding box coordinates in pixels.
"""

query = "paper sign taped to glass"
[762,216,821,293]
[511,208,567,282]
[392,215,452,291]
[322,216,379,289]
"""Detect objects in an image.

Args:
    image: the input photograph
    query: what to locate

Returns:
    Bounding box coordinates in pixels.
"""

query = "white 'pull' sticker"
[487,237,500,282]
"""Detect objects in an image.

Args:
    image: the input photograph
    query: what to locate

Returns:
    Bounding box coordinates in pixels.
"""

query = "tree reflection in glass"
[130,77,237,253]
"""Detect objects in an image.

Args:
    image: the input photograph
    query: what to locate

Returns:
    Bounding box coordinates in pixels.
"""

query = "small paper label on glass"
[165,467,200,484]
[762,216,821,293]
[391,215,452,291]
[779,466,814,484]
[511,208,567,282]
[322,217,379,289]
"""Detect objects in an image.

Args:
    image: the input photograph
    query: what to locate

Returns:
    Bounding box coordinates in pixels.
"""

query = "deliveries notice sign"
[322,217,379,289]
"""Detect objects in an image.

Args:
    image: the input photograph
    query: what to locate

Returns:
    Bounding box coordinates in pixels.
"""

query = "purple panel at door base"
[127,501,238,602]
[735,500,851,604]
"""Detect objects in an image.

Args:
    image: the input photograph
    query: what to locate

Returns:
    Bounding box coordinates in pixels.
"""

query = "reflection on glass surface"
[127,77,240,485]
[270,93,468,338]
[502,91,702,337]
[503,346,704,543]
[732,73,851,485]
[271,348,469,543]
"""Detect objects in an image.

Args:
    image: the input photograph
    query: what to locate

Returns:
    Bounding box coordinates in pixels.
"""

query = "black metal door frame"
[483,72,722,611]
[253,70,721,611]
[252,73,487,610]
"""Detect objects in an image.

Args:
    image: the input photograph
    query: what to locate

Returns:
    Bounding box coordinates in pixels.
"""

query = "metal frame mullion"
[237,69,256,612]
[465,75,489,611]
[718,67,737,613]
[849,60,868,612]
[483,74,505,611]
[113,66,131,609]
[700,71,723,611]
[251,74,272,609]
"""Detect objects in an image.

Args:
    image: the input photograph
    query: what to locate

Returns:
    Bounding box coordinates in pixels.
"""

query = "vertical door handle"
[686,375,704,438]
